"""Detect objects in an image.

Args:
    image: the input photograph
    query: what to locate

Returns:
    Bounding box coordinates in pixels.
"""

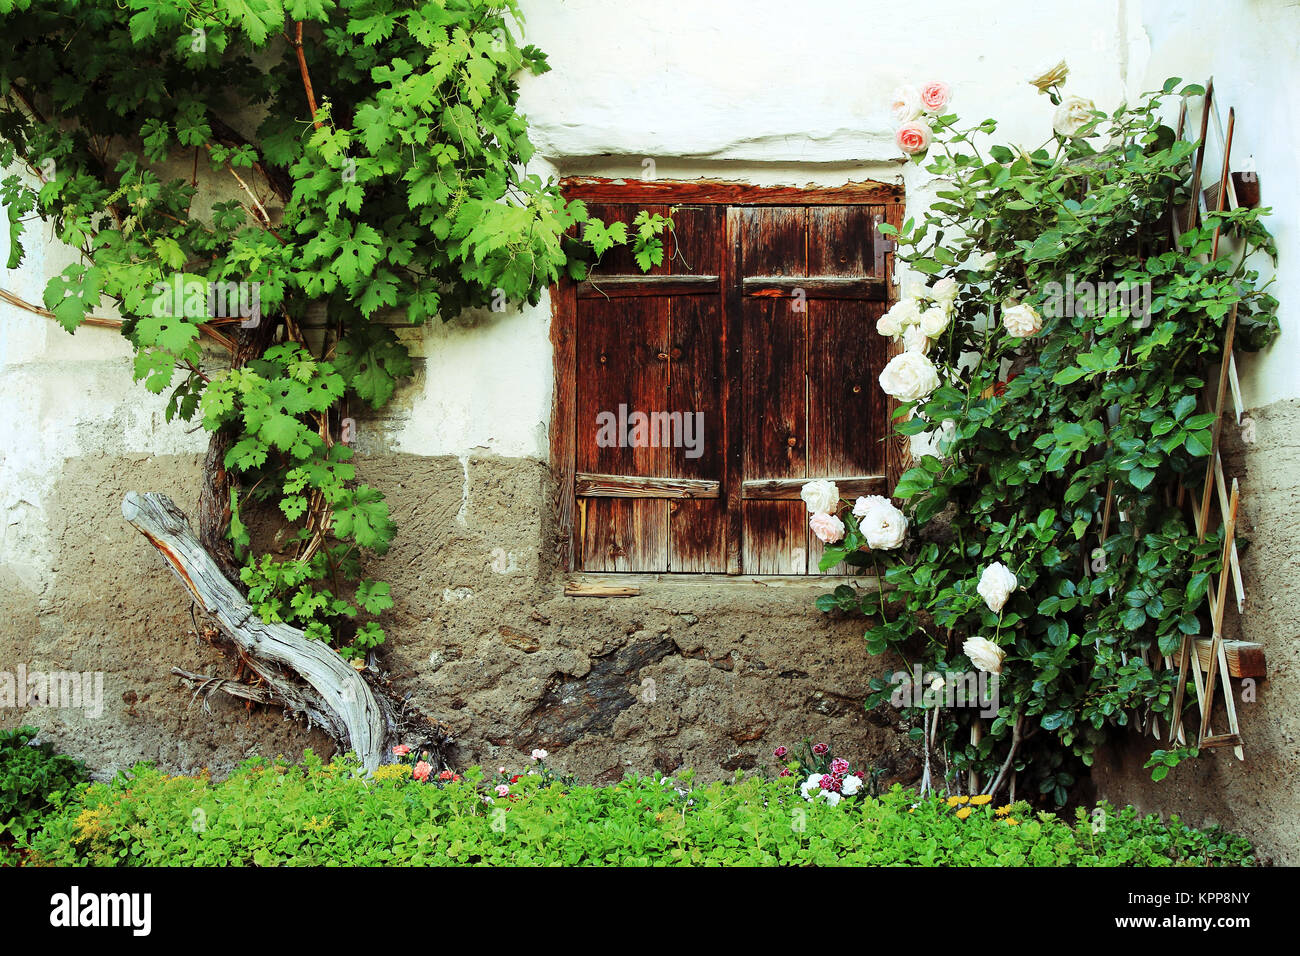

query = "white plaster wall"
[3,0,1297,579]
[1125,0,1300,408]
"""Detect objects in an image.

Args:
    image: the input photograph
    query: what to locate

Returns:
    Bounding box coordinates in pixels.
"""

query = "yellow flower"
[1005,817,1021,826]
[995,804,1014,816]
[955,807,972,820]
[970,794,992,806]
[303,815,334,833]
[371,764,412,782]
[946,795,970,807]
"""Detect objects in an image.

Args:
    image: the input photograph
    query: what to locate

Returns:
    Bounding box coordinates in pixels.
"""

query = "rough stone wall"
[1092,398,1300,866]
[0,445,916,786]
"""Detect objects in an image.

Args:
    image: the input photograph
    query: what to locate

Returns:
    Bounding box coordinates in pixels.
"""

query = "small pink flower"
[819,773,842,793]
[919,81,951,114]
[779,767,792,777]
[495,784,510,797]
[413,760,432,782]
[773,746,788,759]
[895,121,932,156]
[391,744,411,757]
[830,757,850,776]
[809,512,845,544]
[530,749,548,762]
[812,742,829,756]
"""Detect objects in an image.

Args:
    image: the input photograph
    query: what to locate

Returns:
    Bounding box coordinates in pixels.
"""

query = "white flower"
[878,351,941,403]
[963,636,1006,675]
[1053,94,1097,137]
[840,775,863,796]
[977,562,1018,613]
[1028,59,1069,92]
[902,323,930,353]
[1002,301,1042,338]
[800,774,823,801]
[857,498,908,550]
[530,749,548,761]
[919,304,951,338]
[930,277,959,305]
[800,478,840,514]
[930,676,946,692]
[878,297,921,337]
[889,85,923,124]
[821,790,843,806]
[852,494,890,518]
[909,419,957,460]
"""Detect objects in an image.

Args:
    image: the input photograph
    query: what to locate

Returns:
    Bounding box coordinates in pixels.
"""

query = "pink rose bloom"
[391,744,411,757]
[495,784,510,797]
[920,81,951,114]
[413,760,432,781]
[895,121,932,156]
[830,757,850,776]
[809,512,845,544]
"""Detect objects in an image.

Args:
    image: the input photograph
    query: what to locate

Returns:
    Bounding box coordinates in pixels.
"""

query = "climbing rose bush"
[814,69,1279,804]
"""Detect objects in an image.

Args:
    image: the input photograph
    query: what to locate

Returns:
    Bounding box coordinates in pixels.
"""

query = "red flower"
[812,742,829,756]
[829,757,850,776]
[774,746,788,759]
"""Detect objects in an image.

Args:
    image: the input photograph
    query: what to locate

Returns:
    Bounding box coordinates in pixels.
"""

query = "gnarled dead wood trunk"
[123,491,449,772]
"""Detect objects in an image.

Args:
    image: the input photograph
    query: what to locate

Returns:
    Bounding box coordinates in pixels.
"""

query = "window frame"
[549,178,907,575]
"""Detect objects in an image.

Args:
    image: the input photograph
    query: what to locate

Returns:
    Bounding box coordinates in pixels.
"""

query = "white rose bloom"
[878,351,941,403]
[841,775,863,796]
[858,499,908,550]
[852,494,890,518]
[800,774,823,801]
[963,636,1007,675]
[878,297,921,337]
[821,791,842,807]
[1002,302,1043,338]
[889,84,923,124]
[799,478,840,514]
[919,304,951,338]
[1053,94,1096,137]
[902,323,930,354]
[977,561,1018,613]
[1028,59,1069,92]
[910,418,957,460]
[930,277,959,304]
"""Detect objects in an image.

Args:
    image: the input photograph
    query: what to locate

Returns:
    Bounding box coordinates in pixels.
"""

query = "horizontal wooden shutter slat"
[742,276,886,299]
[577,275,720,298]
[576,474,719,498]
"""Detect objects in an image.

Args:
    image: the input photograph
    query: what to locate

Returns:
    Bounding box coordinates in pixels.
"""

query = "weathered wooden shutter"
[574,202,725,572]
[564,186,902,574]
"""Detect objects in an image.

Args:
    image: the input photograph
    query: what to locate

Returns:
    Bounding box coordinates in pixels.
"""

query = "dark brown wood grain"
[668,270,727,571]
[553,182,903,575]
[723,206,745,573]
[740,206,808,573]
[575,293,669,571]
[549,275,577,572]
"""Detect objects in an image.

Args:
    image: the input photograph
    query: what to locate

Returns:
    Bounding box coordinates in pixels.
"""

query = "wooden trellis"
[1160,78,1267,756]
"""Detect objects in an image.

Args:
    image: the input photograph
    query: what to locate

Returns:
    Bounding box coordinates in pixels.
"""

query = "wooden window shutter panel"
[573,203,727,572]
[740,206,810,574]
